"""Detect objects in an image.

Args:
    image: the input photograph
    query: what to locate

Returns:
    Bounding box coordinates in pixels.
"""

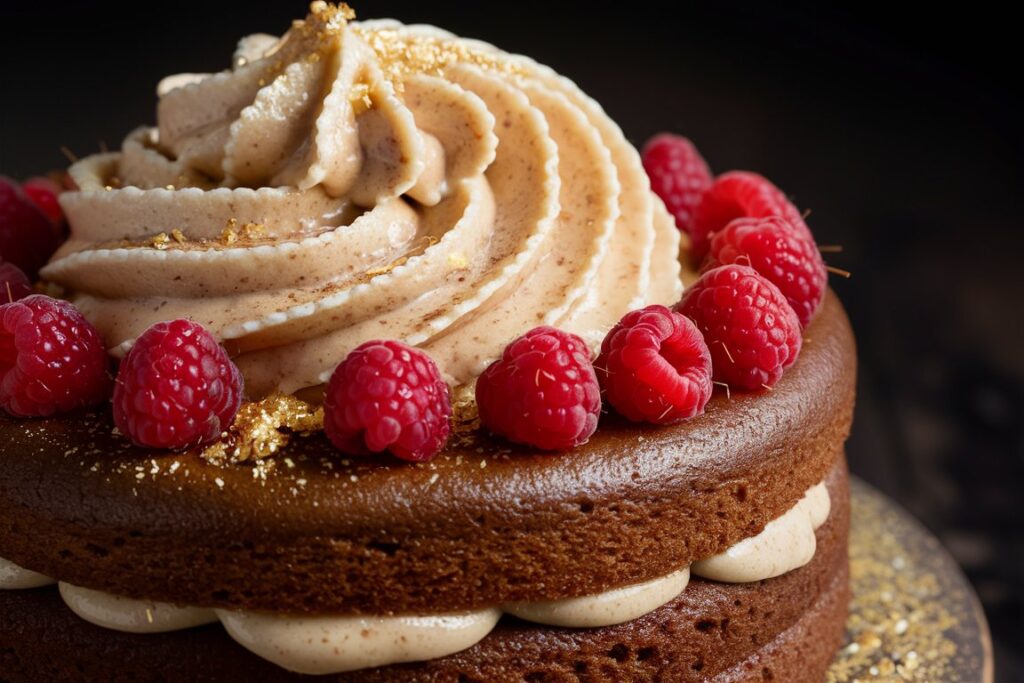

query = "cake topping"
[0,177,63,280]
[323,339,452,462]
[690,170,810,263]
[21,176,66,228]
[0,295,111,417]
[476,326,601,450]
[707,215,827,328]
[676,264,803,390]
[202,393,323,464]
[0,262,33,303]
[41,8,682,396]
[595,305,713,424]
[641,134,713,234]
[113,319,243,449]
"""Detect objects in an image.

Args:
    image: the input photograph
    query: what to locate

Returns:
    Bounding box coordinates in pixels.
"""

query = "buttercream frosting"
[692,482,831,582]
[0,556,55,590]
[41,7,683,397]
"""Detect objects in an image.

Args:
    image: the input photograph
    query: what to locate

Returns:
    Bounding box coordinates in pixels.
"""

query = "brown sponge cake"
[0,292,854,614]
[0,458,849,682]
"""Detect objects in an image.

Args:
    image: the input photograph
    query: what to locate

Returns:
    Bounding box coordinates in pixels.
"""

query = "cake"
[0,4,856,681]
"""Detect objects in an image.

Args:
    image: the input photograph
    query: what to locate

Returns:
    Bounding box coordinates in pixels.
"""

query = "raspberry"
[324,340,451,462]
[22,177,65,227]
[707,216,826,328]
[595,305,713,424]
[0,177,63,279]
[0,295,111,417]
[113,319,243,449]
[476,326,601,450]
[0,262,33,303]
[641,134,713,233]
[676,265,802,391]
[690,171,809,263]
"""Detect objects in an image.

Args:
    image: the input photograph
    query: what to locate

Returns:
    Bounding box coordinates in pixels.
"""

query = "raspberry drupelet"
[0,177,63,280]
[323,340,452,462]
[676,264,803,391]
[641,134,713,234]
[707,215,827,328]
[0,262,33,303]
[0,295,111,417]
[595,305,713,424]
[113,319,243,450]
[690,171,810,263]
[476,326,601,451]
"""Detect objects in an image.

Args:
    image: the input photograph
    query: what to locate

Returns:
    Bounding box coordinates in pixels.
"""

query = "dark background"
[2,2,1021,679]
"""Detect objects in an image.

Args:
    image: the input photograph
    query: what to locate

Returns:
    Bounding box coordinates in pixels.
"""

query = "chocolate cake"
[0,4,856,681]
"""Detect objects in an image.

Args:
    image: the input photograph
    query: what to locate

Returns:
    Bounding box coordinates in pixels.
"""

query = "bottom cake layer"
[0,463,849,682]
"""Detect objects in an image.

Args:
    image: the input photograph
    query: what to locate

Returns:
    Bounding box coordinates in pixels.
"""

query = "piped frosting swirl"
[43,4,682,397]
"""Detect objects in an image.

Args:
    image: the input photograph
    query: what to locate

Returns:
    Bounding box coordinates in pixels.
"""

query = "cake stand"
[828,479,993,682]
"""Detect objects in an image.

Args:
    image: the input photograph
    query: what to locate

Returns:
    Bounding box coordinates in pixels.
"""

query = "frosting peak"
[44,6,683,396]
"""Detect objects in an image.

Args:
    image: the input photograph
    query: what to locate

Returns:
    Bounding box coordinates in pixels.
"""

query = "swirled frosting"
[42,4,682,396]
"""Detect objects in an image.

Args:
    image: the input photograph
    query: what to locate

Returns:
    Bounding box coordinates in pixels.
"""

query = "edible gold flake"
[240,221,265,239]
[366,256,408,277]
[355,27,526,91]
[150,233,170,250]
[170,229,187,244]
[349,81,374,114]
[221,218,239,245]
[202,394,324,464]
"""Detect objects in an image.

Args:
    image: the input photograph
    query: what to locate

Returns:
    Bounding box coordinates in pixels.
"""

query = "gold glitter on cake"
[349,81,374,114]
[220,219,240,245]
[354,26,526,91]
[202,394,324,464]
[827,480,990,682]
[149,232,171,250]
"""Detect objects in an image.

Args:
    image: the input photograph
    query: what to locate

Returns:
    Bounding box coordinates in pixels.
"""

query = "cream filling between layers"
[691,481,831,582]
[0,480,829,674]
[0,555,56,589]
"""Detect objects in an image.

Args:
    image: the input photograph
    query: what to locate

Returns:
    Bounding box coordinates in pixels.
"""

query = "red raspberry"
[595,305,713,424]
[676,265,802,391]
[0,295,111,417]
[707,216,826,328]
[0,262,33,303]
[324,340,451,462]
[113,320,243,450]
[690,171,809,263]
[22,177,65,227]
[641,134,713,233]
[476,326,601,450]
[0,177,63,280]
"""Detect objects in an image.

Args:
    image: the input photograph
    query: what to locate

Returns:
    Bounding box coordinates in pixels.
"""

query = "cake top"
[1,2,834,466]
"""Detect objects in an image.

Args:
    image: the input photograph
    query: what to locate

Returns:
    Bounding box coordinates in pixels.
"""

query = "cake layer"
[0,291,855,614]
[0,460,848,681]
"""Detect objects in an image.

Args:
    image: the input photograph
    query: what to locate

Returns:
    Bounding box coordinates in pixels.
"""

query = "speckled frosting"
[41,6,683,397]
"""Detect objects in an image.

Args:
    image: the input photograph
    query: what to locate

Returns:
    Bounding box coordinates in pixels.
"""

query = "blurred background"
[2,1,1021,679]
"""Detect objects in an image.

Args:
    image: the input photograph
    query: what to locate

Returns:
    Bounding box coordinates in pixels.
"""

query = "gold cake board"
[830,479,993,682]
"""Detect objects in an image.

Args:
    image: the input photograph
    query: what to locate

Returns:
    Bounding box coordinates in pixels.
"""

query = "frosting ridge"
[42,6,682,396]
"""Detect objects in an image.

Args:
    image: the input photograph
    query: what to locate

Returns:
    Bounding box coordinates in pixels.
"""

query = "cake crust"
[0,460,849,682]
[0,292,855,614]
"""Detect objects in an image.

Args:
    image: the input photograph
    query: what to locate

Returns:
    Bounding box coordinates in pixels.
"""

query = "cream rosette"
[43,4,682,397]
